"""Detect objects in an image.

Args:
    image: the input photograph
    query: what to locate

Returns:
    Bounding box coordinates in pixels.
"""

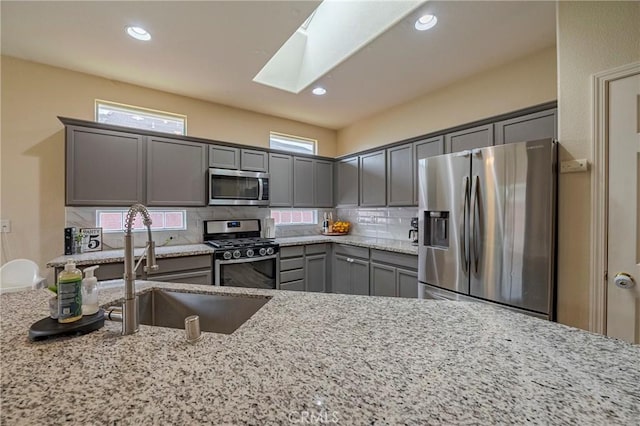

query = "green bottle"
[57,259,83,323]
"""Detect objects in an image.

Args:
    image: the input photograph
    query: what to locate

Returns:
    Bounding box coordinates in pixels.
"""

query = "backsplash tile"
[336,207,418,240]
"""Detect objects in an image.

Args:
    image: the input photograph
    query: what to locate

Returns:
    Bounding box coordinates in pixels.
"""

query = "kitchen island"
[1,282,639,424]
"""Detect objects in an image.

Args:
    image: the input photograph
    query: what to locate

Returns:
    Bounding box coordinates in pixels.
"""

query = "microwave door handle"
[258,178,264,201]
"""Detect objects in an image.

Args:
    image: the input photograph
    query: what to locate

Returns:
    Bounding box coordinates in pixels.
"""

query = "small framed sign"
[79,227,103,253]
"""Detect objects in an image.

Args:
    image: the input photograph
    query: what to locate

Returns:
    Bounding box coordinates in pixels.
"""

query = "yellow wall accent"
[555,1,640,330]
[0,56,336,279]
[336,46,557,156]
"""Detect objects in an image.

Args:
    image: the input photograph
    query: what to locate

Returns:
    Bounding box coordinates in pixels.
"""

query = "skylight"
[253,0,425,94]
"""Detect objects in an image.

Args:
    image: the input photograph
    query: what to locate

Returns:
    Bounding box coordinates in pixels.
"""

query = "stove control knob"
[259,248,267,256]
[233,250,241,259]
[266,247,274,256]
[223,251,232,260]
[246,249,254,258]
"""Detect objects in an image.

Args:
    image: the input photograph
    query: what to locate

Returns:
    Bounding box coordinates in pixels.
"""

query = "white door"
[607,72,640,343]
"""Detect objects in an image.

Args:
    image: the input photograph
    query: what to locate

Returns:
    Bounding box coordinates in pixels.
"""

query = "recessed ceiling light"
[126,26,151,41]
[415,14,437,31]
[312,87,327,96]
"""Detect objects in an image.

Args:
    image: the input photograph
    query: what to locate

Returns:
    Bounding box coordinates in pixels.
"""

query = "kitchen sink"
[137,289,270,334]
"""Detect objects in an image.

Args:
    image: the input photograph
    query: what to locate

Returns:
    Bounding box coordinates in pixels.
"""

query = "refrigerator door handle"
[461,177,470,273]
[471,175,481,274]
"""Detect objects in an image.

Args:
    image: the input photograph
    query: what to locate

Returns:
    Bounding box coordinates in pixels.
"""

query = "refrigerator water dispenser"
[424,211,449,248]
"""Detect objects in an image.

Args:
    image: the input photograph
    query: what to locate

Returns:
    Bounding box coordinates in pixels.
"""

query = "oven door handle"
[215,254,278,265]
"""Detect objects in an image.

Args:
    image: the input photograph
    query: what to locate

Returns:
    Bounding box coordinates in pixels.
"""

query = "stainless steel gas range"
[203,219,280,289]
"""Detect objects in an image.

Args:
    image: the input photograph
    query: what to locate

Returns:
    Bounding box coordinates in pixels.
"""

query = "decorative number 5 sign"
[80,228,103,252]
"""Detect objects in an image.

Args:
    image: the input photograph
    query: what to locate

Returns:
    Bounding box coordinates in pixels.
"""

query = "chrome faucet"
[105,204,158,335]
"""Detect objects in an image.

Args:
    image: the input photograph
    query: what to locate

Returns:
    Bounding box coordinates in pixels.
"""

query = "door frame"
[589,61,640,334]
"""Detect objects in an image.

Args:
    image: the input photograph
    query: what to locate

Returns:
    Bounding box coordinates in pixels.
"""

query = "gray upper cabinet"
[335,156,359,207]
[146,137,207,207]
[268,153,293,207]
[240,149,268,172]
[66,126,145,206]
[314,160,333,207]
[494,108,557,145]
[293,157,314,207]
[359,150,386,207]
[445,124,494,153]
[386,144,414,206]
[413,136,444,205]
[209,145,239,169]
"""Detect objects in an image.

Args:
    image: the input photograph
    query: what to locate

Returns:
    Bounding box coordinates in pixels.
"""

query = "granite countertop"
[1,283,639,424]
[46,237,416,268]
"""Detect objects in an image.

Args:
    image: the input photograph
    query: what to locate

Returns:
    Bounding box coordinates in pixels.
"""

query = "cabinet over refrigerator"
[417,139,557,319]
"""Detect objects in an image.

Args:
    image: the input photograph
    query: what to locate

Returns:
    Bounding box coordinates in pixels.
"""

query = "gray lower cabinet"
[146,254,213,285]
[494,108,557,145]
[369,249,418,298]
[387,144,414,206]
[293,157,314,207]
[332,244,370,295]
[414,136,444,205]
[359,150,386,207]
[305,253,327,293]
[241,149,268,172]
[279,244,328,292]
[269,153,293,206]
[150,269,212,285]
[335,157,359,207]
[314,160,333,207]
[445,124,494,154]
[66,126,145,206]
[209,145,239,169]
[146,137,207,206]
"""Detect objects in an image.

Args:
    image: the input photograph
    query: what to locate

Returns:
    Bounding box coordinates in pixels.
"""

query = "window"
[271,209,317,225]
[97,209,187,233]
[270,132,316,155]
[96,100,186,135]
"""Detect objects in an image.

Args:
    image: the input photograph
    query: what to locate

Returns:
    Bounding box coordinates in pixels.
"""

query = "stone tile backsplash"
[66,206,416,249]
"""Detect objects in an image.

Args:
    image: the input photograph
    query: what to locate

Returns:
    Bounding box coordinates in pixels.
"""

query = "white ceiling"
[1,1,556,130]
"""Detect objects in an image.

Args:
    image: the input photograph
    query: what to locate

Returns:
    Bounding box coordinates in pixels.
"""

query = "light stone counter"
[276,235,418,255]
[1,282,639,425]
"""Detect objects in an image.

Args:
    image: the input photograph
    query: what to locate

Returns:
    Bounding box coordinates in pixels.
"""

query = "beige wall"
[556,1,640,330]
[336,46,557,156]
[0,56,336,279]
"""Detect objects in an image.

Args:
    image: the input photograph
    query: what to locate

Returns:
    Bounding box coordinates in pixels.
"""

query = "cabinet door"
[293,157,314,207]
[335,157,359,207]
[414,136,444,205]
[351,258,370,295]
[147,137,207,206]
[370,262,396,297]
[387,144,414,206]
[281,280,305,291]
[269,153,293,207]
[305,253,327,293]
[209,145,239,169]
[314,160,334,207]
[397,268,418,298]
[241,149,269,172]
[494,109,557,145]
[445,124,494,154]
[150,270,212,285]
[359,150,386,207]
[333,255,352,294]
[66,126,144,206]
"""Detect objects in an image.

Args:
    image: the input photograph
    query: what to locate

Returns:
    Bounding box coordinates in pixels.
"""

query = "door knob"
[614,272,636,289]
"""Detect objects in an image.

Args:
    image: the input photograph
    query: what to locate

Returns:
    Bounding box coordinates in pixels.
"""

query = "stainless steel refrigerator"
[417,139,557,319]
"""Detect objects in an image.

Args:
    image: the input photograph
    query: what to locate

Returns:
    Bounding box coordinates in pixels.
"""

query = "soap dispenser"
[81,265,100,316]
[57,259,83,323]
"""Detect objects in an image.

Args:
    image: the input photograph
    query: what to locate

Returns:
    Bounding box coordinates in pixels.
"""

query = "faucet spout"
[118,203,158,335]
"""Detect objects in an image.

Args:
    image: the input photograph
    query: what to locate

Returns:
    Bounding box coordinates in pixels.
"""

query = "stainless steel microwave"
[209,168,269,206]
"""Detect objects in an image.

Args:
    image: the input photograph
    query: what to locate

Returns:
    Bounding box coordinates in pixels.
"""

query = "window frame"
[269,131,317,155]
[95,99,187,135]
[270,209,318,226]
[96,209,187,233]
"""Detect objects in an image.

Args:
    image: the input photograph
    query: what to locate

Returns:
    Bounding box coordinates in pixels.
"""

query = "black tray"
[28,310,105,341]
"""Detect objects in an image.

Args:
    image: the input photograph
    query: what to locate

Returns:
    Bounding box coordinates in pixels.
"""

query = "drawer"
[305,243,327,255]
[150,270,212,285]
[93,262,126,281]
[280,280,305,292]
[148,255,212,276]
[334,243,369,260]
[281,257,304,271]
[280,246,304,258]
[281,269,304,283]
[370,249,418,270]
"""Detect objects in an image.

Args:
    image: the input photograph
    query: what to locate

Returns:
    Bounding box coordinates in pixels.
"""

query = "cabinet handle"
[347,258,354,263]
